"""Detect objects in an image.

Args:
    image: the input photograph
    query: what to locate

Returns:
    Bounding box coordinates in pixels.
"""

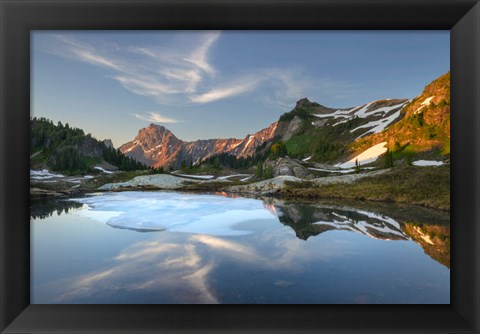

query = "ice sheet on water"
[69,191,278,236]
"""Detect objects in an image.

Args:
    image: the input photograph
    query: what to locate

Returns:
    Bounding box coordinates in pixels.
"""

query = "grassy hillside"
[352,72,450,160]
[280,165,450,211]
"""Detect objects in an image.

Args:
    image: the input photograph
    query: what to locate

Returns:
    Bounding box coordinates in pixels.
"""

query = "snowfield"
[335,142,388,169]
[412,160,444,166]
[308,167,355,174]
[217,174,251,180]
[30,169,65,180]
[350,110,402,139]
[94,166,114,174]
[175,173,215,180]
[314,100,407,136]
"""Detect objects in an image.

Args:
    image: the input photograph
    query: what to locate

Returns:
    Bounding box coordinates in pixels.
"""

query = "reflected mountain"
[275,203,407,241]
[31,193,450,268]
[274,201,450,268]
[403,223,450,268]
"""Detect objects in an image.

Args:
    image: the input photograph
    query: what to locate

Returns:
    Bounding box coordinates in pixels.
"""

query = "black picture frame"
[1,0,479,333]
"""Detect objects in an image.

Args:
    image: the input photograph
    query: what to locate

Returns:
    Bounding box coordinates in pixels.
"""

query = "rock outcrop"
[263,157,310,179]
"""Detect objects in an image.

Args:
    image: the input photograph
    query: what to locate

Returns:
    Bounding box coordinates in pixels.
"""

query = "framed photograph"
[1,0,479,333]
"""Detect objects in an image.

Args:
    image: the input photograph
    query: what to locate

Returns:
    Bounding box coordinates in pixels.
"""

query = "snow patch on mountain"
[414,96,435,114]
[314,100,407,136]
[335,142,388,169]
[351,110,402,139]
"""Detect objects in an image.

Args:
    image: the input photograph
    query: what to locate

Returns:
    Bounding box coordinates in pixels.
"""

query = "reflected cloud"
[34,194,450,304]
[114,242,180,261]
[191,235,258,260]
[182,262,218,304]
[56,237,219,304]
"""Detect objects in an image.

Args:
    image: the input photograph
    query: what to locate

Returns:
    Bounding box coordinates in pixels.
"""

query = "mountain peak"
[296,97,313,108]
[137,123,173,137]
[145,123,166,131]
[295,97,324,109]
[148,123,163,128]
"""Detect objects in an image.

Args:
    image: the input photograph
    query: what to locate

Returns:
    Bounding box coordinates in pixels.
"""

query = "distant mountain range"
[119,72,450,168]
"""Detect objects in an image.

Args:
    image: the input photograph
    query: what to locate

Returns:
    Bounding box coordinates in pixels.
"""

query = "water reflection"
[30,198,83,220]
[274,201,450,268]
[402,223,450,268]
[31,192,450,304]
[31,193,450,269]
[276,203,407,241]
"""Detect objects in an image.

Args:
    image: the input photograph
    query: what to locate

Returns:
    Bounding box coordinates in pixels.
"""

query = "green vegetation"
[201,152,267,170]
[279,165,450,211]
[264,165,273,179]
[102,146,148,171]
[180,180,245,192]
[284,116,361,162]
[384,149,394,168]
[256,162,263,178]
[31,117,147,173]
[355,159,362,173]
[269,141,287,159]
[278,104,317,122]
[352,72,450,161]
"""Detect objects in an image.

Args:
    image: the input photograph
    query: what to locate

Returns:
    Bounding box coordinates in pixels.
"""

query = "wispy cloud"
[190,81,256,103]
[183,32,220,75]
[73,49,122,71]
[42,32,358,109]
[134,112,178,124]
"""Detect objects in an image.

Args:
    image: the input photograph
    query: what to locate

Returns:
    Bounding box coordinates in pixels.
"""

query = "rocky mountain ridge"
[119,122,278,168]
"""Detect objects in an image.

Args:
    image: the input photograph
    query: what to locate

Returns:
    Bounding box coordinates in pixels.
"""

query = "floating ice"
[69,191,278,236]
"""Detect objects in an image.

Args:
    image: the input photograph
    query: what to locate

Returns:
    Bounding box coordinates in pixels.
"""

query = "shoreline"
[30,184,450,213]
[30,165,450,212]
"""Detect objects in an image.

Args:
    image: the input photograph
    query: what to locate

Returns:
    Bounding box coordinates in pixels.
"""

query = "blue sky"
[31,31,449,147]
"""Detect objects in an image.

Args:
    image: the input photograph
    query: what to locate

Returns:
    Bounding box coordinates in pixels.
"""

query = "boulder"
[264,157,310,179]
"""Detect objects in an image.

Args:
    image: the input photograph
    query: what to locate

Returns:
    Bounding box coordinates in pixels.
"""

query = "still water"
[31,191,450,304]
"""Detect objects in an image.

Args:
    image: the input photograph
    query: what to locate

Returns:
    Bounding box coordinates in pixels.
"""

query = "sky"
[31,31,449,147]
